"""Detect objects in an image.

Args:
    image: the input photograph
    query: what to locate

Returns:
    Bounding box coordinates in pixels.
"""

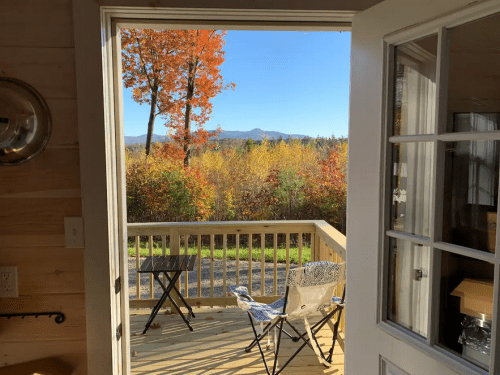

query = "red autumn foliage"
[121,29,234,162]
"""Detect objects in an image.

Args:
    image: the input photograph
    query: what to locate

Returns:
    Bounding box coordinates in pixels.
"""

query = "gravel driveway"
[128,257,289,300]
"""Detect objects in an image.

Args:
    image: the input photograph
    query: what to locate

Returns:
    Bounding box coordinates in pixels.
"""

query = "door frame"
[73,3,354,373]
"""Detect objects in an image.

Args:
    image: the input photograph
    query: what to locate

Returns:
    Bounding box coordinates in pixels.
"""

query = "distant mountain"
[124,128,307,145]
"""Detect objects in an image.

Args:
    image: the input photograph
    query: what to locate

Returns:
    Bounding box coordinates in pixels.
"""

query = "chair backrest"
[284,261,345,319]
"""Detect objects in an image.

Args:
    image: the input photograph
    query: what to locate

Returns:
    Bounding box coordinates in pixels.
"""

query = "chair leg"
[248,312,272,375]
[245,318,298,353]
[327,305,344,362]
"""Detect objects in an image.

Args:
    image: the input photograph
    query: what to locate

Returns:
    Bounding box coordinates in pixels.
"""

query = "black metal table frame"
[140,256,196,334]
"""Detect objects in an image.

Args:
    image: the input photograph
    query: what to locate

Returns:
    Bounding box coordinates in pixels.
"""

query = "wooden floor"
[129,307,344,375]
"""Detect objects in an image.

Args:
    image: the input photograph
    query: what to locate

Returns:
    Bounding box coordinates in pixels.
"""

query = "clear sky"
[122,30,351,138]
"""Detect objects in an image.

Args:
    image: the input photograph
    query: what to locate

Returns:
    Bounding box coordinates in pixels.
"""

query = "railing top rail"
[127,220,319,236]
[128,220,320,228]
[314,221,346,261]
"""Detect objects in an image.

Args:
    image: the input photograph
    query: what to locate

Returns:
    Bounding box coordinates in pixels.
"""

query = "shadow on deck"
[129,307,344,374]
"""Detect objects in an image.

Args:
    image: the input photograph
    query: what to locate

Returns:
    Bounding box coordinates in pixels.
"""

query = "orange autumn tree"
[121,29,184,156]
[166,30,235,166]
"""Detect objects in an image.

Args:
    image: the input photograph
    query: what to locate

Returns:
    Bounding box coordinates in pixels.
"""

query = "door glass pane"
[388,238,430,338]
[390,142,434,237]
[392,34,438,136]
[446,13,500,132]
[442,140,499,253]
[438,251,494,370]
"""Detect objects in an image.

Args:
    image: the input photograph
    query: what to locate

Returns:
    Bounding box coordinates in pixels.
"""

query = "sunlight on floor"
[129,307,344,374]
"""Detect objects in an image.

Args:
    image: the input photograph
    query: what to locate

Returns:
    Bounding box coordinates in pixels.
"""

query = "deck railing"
[127,220,346,344]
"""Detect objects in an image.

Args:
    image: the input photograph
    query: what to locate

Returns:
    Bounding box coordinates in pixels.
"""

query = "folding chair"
[229,261,346,375]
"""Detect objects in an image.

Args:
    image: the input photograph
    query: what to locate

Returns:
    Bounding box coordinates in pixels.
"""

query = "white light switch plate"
[64,217,85,248]
[0,266,19,298]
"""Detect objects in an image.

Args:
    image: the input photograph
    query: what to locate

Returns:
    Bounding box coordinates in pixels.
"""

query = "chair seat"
[229,285,343,322]
[228,285,285,322]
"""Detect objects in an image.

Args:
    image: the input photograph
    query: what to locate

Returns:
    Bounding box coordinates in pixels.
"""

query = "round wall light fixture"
[0,77,51,165]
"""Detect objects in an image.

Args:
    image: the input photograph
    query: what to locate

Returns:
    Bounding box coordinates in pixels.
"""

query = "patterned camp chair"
[229,261,346,375]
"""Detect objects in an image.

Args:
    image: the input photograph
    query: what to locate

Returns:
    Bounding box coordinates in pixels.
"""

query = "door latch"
[414,268,427,281]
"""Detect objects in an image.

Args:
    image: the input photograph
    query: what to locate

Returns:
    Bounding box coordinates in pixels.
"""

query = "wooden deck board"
[130,307,344,374]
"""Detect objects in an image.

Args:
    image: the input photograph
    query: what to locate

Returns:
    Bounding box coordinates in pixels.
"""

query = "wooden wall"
[0,0,87,373]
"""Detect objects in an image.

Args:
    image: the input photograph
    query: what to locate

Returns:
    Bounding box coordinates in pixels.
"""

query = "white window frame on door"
[377,2,500,375]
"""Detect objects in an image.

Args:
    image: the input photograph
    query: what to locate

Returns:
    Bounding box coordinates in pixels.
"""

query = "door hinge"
[115,277,121,294]
[116,323,122,340]
[414,269,423,281]
[414,268,428,281]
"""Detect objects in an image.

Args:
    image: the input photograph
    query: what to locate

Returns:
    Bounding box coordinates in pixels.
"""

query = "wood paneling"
[0,47,76,99]
[0,0,74,48]
[0,150,80,196]
[0,235,66,248]
[0,248,85,295]
[0,0,84,371]
[0,294,86,342]
[46,98,79,149]
[0,198,82,235]
[1,340,87,374]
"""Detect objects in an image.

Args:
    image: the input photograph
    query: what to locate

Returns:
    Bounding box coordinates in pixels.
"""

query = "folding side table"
[139,255,197,334]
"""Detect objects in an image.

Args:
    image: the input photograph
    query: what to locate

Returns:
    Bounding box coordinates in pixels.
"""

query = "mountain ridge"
[124,128,308,145]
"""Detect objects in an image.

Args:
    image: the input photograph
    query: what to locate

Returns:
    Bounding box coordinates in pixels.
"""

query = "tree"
[166,30,235,166]
[121,29,183,156]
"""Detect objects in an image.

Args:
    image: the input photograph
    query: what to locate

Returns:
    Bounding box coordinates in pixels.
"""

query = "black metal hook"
[0,312,65,324]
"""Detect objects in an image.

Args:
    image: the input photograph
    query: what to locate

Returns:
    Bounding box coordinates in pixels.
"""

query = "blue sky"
[122,30,351,138]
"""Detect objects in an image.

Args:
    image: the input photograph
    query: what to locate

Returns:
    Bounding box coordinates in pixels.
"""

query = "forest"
[126,136,348,234]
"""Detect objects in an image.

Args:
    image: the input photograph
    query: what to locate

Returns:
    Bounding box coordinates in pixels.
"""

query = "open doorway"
[106,17,349,375]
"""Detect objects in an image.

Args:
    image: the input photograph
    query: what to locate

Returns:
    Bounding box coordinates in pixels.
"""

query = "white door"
[347,0,500,374]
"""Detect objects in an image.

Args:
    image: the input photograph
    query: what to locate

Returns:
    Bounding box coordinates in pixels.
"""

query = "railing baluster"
[248,234,252,296]
[285,232,290,276]
[298,232,303,267]
[210,234,214,301]
[236,233,240,286]
[162,235,167,285]
[261,233,265,297]
[149,236,154,299]
[135,236,140,299]
[223,234,227,299]
[197,234,201,298]
[273,233,277,296]
[184,235,189,297]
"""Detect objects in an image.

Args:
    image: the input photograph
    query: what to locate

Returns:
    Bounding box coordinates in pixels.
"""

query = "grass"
[128,241,311,264]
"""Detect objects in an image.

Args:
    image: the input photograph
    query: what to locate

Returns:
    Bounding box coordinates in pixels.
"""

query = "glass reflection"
[388,238,430,338]
[390,142,434,237]
[393,34,438,136]
[442,141,499,253]
[439,251,494,370]
[447,13,500,130]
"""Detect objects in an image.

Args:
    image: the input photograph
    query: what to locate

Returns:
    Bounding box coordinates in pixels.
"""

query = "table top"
[139,255,197,273]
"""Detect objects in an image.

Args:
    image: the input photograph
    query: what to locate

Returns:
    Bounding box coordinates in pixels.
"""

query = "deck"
[130,307,345,374]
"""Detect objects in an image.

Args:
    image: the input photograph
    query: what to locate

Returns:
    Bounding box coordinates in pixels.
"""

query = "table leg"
[163,272,196,318]
[159,272,195,331]
[142,284,171,334]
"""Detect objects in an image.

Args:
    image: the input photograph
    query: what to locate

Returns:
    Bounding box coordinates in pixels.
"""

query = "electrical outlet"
[0,266,18,297]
